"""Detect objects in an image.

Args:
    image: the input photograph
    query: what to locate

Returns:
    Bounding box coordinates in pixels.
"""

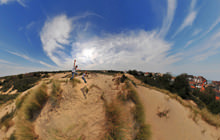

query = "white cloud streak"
[7,51,56,68]
[0,0,27,7]
[173,0,197,37]
[184,31,220,62]
[192,28,202,36]
[0,59,13,64]
[198,17,220,39]
[158,0,177,37]
[184,40,193,48]
[0,63,47,77]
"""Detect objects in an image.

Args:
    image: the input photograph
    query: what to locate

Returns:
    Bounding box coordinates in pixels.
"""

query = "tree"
[173,74,191,99]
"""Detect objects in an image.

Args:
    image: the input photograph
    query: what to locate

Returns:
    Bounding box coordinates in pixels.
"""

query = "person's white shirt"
[72,66,76,72]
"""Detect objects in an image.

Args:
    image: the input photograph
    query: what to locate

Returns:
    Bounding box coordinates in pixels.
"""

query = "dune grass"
[15,84,48,140]
[0,109,15,132]
[50,80,62,107]
[70,78,81,87]
[16,93,28,109]
[104,100,125,140]
[123,81,151,140]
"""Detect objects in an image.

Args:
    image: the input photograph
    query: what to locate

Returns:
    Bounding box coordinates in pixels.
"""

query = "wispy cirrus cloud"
[0,59,14,64]
[184,40,194,48]
[186,31,220,62]
[0,0,27,7]
[192,28,202,36]
[0,63,47,77]
[7,51,56,68]
[198,17,220,39]
[173,0,197,38]
[158,0,177,38]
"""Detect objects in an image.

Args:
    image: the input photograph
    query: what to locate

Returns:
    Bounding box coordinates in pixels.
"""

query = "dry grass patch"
[50,80,63,107]
[104,100,125,140]
[15,84,48,140]
[70,78,81,87]
[0,110,15,132]
[117,80,151,140]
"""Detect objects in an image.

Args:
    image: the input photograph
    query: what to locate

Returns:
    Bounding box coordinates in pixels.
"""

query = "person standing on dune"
[82,71,87,83]
[70,59,78,80]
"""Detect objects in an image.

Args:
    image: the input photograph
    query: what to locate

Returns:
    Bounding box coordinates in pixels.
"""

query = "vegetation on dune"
[0,72,43,93]
[128,70,220,115]
[124,80,151,140]
[115,74,151,140]
[0,109,15,132]
[104,100,125,140]
[70,78,81,87]
[49,80,62,107]
[15,84,48,140]
[133,74,220,127]
[0,94,19,105]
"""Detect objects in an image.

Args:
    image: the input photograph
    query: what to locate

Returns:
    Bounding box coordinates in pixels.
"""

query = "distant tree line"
[128,70,220,115]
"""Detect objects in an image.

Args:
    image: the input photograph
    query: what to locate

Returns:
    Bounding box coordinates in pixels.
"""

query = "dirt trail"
[136,85,220,140]
[34,73,120,140]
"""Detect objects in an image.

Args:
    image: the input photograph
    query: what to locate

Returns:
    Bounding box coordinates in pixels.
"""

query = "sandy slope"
[136,85,220,140]
[34,73,120,140]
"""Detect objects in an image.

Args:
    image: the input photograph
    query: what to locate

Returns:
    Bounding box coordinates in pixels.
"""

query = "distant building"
[144,72,149,76]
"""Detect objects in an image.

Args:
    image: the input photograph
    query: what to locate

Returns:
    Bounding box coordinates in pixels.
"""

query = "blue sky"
[0,0,220,80]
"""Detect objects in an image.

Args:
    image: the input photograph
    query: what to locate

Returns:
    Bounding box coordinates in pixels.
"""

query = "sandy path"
[136,86,220,140]
[35,73,119,140]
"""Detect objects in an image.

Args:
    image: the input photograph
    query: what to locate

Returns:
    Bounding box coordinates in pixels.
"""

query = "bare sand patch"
[136,86,220,140]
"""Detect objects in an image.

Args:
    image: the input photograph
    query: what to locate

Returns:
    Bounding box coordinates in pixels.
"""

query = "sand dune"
[1,72,220,140]
[136,84,220,140]
[34,73,120,140]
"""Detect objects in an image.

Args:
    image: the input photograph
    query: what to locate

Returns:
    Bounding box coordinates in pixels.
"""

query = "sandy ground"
[136,85,220,140]
[2,73,220,140]
[34,73,121,140]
